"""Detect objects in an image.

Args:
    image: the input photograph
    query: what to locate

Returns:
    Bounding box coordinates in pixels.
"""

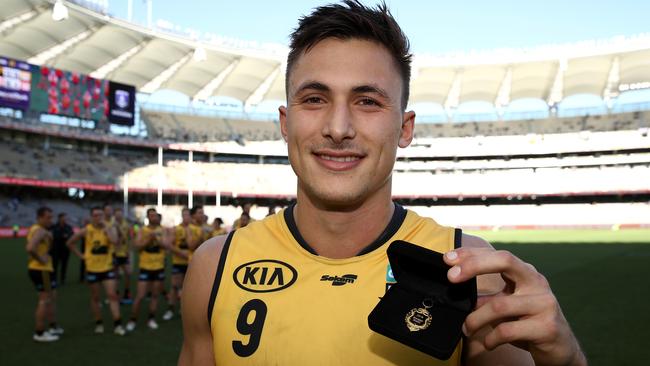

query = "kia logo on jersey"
[233,259,298,293]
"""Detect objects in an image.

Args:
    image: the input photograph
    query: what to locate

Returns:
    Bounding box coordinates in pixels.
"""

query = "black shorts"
[138,269,165,282]
[86,270,116,284]
[171,264,188,275]
[113,256,130,266]
[28,270,57,292]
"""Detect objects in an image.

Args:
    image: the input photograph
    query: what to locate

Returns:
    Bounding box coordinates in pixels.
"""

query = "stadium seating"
[141,109,282,142]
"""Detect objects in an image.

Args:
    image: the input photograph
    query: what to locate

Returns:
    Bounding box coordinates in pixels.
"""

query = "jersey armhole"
[454,228,462,249]
[207,230,235,325]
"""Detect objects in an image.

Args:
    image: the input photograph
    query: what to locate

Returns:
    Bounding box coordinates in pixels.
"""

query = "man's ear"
[279,105,288,142]
[398,110,415,148]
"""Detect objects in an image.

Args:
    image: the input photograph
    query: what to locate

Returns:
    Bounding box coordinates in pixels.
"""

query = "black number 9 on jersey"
[232,299,268,357]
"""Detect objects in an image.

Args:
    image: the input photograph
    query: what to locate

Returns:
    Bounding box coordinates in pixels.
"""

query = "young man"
[179,2,587,365]
[188,206,206,253]
[27,206,62,342]
[112,207,133,304]
[163,208,198,321]
[67,207,126,336]
[50,213,73,285]
[127,208,169,331]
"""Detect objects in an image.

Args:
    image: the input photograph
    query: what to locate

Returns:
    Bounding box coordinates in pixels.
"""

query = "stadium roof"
[2,0,650,111]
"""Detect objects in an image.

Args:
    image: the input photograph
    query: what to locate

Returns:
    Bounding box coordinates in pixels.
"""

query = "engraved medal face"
[405,307,432,332]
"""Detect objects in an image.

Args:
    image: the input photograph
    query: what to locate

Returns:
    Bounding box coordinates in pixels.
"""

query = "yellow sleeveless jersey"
[27,224,53,272]
[84,224,114,273]
[209,204,463,365]
[173,224,191,266]
[139,225,165,271]
[188,223,204,262]
[114,219,130,258]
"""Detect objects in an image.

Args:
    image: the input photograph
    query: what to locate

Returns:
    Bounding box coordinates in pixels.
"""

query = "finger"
[446,248,540,286]
[465,293,553,337]
[482,317,550,351]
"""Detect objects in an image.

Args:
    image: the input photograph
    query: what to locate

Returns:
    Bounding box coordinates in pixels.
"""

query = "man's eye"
[304,97,323,104]
[359,98,380,106]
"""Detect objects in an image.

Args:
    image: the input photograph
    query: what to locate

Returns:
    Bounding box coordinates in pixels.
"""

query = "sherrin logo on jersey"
[320,274,358,286]
[233,259,298,293]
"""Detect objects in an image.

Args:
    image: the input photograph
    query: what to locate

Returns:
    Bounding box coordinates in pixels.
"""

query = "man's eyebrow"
[294,81,330,95]
[352,85,390,99]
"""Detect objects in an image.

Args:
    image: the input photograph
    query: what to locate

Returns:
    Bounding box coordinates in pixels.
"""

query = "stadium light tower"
[52,0,69,22]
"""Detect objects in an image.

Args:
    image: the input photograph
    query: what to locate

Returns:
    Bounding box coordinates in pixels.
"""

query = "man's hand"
[39,254,49,265]
[444,247,587,366]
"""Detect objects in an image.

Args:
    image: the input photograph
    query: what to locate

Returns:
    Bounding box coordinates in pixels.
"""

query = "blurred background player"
[210,217,227,238]
[50,213,73,286]
[27,206,62,342]
[189,206,206,251]
[67,207,126,336]
[112,207,133,304]
[127,208,169,331]
[163,208,197,321]
[232,203,255,229]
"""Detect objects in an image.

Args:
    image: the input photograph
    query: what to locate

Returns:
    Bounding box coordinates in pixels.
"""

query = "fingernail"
[449,266,461,278]
[462,323,468,336]
[445,251,458,260]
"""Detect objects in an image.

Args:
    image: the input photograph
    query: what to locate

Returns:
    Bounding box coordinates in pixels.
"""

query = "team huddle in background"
[25,203,244,342]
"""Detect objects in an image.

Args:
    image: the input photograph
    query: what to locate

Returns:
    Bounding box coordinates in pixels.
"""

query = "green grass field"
[1,233,649,365]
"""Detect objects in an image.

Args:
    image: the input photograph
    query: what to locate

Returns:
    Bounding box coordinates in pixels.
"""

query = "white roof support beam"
[192,58,240,102]
[90,42,145,79]
[140,51,192,94]
[495,67,512,115]
[444,71,462,119]
[27,29,93,65]
[244,65,281,110]
[603,56,620,107]
[547,59,565,107]
[0,9,38,34]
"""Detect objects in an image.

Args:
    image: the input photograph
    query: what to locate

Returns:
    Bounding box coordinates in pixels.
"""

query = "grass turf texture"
[1,236,649,365]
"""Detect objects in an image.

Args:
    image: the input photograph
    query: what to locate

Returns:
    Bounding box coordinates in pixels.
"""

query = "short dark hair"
[181,207,190,214]
[190,206,203,216]
[36,206,52,218]
[90,206,102,214]
[146,208,157,216]
[114,207,123,213]
[286,0,412,108]
[58,213,66,219]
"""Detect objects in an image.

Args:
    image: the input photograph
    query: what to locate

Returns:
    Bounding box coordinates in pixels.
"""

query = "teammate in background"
[13,223,20,238]
[27,206,62,342]
[189,206,206,252]
[210,218,227,238]
[127,208,169,331]
[235,212,250,229]
[163,208,198,321]
[201,213,212,241]
[50,213,73,286]
[113,207,133,304]
[179,2,586,365]
[78,217,90,283]
[232,203,255,229]
[67,207,126,336]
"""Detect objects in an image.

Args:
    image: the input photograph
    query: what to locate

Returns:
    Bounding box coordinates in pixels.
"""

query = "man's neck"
[293,188,395,259]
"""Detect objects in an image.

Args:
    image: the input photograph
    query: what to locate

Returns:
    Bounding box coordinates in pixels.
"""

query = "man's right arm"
[178,235,227,366]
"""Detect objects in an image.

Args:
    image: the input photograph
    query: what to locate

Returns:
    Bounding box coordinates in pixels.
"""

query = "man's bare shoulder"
[191,234,228,272]
[461,232,493,249]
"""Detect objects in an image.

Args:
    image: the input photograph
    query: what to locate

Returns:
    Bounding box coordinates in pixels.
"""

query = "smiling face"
[280,38,415,208]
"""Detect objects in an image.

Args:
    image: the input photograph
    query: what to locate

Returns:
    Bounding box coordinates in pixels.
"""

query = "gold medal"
[405,298,434,332]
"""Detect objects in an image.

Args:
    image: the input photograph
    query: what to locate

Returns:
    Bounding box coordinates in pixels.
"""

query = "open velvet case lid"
[368,240,477,360]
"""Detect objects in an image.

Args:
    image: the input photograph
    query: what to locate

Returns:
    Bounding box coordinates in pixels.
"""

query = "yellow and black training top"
[84,223,114,273]
[173,224,191,266]
[139,225,165,271]
[209,204,463,366]
[27,224,53,272]
[114,218,130,258]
